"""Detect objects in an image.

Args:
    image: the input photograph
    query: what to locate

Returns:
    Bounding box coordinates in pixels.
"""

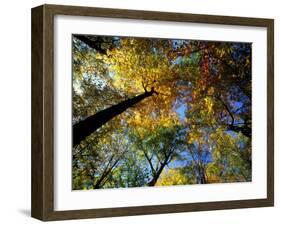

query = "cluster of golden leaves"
[97,38,182,134]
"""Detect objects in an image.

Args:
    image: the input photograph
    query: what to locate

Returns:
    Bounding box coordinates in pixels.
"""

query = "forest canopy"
[72,35,252,190]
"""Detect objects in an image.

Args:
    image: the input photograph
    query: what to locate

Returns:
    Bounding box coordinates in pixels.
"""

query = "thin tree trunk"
[147,148,173,186]
[148,163,166,186]
[94,157,120,189]
[73,89,156,146]
[199,167,207,184]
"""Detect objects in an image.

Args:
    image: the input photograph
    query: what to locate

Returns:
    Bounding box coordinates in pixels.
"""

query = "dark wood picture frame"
[31,4,274,221]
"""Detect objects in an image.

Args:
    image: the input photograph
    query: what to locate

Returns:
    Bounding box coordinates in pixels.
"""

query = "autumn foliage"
[72,35,252,190]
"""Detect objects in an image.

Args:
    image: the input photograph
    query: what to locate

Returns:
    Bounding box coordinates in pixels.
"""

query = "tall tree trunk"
[94,157,120,189]
[148,163,166,186]
[197,166,207,184]
[147,147,174,186]
[73,89,156,146]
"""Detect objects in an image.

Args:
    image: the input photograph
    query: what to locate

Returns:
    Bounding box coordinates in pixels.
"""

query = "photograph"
[72,35,252,190]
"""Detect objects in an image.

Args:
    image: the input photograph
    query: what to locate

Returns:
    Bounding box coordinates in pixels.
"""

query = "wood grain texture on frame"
[31,4,274,221]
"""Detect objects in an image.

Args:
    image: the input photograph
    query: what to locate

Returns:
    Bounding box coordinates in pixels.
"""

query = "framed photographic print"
[31,4,274,221]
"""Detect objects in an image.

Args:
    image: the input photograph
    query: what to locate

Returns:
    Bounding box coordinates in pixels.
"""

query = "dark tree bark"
[147,147,174,186]
[73,89,156,147]
[93,156,120,189]
[74,35,109,55]
[147,163,166,186]
[215,95,252,138]
[197,166,207,184]
[227,124,251,138]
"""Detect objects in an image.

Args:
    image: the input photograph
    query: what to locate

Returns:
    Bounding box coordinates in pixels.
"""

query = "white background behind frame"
[54,15,267,211]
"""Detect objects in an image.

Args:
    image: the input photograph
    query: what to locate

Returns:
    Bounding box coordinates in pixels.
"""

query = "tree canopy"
[72,35,252,190]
